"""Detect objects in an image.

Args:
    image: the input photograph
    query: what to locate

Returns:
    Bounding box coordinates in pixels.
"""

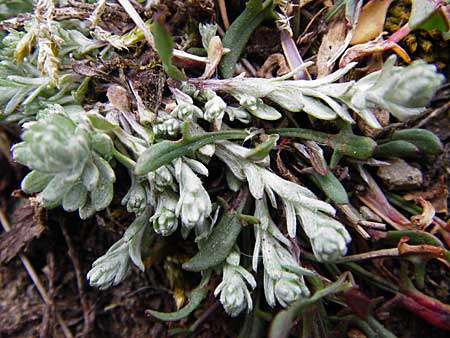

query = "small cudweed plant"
[3,0,446,330]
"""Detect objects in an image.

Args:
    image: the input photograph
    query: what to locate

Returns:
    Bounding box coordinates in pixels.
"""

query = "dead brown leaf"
[256,53,289,78]
[408,197,436,229]
[350,0,395,45]
[404,179,448,215]
[200,36,223,79]
[348,328,367,338]
[0,200,46,264]
[317,18,347,77]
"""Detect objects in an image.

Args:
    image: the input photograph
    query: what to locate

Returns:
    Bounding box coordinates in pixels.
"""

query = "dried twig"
[414,100,450,128]
[60,221,93,337]
[217,0,230,29]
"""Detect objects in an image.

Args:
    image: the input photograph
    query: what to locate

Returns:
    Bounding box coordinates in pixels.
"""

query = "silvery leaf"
[243,164,264,199]
[183,157,209,176]
[81,158,100,191]
[215,145,245,180]
[21,170,52,193]
[284,200,297,238]
[252,226,262,272]
[264,271,276,307]
[265,185,278,208]
[63,182,88,212]
[301,95,337,120]
[250,101,282,120]
[93,153,115,183]
[79,198,95,219]
[124,210,151,271]
[40,174,73,206]
[266,85,304,112]
[225,169,242,192]
[199,23,218,50]
[302,88,354,123]
[90,176,114,211]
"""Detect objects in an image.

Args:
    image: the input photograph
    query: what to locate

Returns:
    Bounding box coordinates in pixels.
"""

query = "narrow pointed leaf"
[183,208,243,272]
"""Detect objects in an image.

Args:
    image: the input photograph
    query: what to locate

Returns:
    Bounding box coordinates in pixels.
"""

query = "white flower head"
[174,158,212,232]
[295,206,351,262]
[203,89,226,122]
[216,274,248,317]
[122,181,147,214]
[172,102,204,120]
[310,226,351,262]
[151,191,178,236]
[153,208,178,236]
[148,165,174,192]
[153,116,181,136]
[214,249,256,317]
[274,275,309,308]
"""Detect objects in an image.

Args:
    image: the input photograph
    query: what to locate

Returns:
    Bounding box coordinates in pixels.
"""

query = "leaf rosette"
[13,111,115,219]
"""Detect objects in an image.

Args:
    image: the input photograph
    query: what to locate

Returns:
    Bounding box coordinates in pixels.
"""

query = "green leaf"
[374,140,420,158]
[21,170,52,193]
[219,0,274,78]
[146,287,208,321]
[150,18,186,81]
[376,229,444,247]
[309,170,349,204]
[245,134,279,161]
[134,128,248,176]
[183,209,242,272]
[324,0,347,22]
[408,0,441,30]
[269,128,377,160]
[72,77,91,104]
[87,113,119,131]
[390,128,443,156]
[91,133,114,158]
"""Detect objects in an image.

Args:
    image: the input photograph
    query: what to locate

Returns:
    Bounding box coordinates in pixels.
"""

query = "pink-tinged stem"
[280,30,310,80]
[384,291,450,330]
[357,168,410,229]
[386,24,412,44]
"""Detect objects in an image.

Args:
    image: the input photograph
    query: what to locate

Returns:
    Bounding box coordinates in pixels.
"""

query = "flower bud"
[122,183,147,214]
[178,188,211,229]
[311,226,350,262]
[351,56,445,122]
[218,275,247,317]
[153,208,178,236]
[225,106,251,124]
[152,117,180,136]
[236,93,260,113]
[204,92,226,121]
[153,165,173,191]
[91,132,113,159]
[172,102,204,120]
[274,278,305,307]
